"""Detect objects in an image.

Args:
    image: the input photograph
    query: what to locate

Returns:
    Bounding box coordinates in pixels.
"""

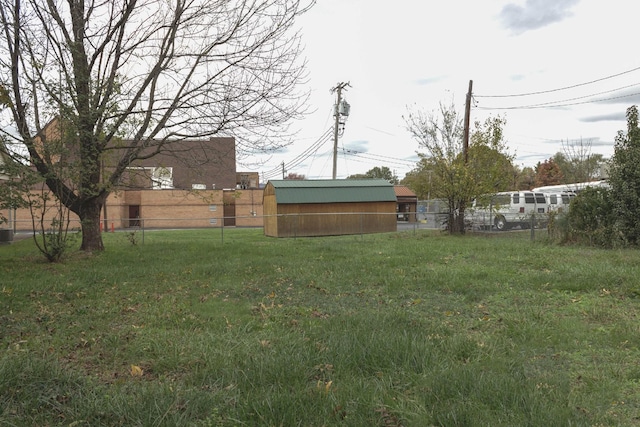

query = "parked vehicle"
[545,192,576,213]
[532,180,608,194]
[470,191,548,231]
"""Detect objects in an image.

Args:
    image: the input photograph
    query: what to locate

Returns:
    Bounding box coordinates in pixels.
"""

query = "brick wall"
[2,188,264,232]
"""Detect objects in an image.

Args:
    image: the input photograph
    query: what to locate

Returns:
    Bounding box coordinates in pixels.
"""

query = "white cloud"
[499,0,580,34]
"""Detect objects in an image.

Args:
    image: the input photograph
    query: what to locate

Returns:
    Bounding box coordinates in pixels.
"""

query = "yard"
[1,228,639,426]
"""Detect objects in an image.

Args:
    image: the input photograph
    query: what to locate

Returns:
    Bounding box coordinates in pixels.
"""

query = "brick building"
[0,117,269,232]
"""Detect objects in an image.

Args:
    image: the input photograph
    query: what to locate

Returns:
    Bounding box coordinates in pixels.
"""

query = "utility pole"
[281,162,286,179]
[462,80,473,165]
[331,82,350,179]
[458,80,473,234]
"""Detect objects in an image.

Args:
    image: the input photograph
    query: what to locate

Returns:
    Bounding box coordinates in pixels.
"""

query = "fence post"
[530,212,535,241]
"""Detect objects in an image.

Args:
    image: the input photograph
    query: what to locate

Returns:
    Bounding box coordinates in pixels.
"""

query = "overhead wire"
[473,66,640,111]
[475,66,640,98]
[283,128,333,170]
[476,84,640,110]
[341,148,415,166]
[261,127,333,180]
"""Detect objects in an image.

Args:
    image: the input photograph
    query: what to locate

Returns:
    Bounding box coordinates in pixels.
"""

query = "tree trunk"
[79,199,105,252]
[448,210,467,235]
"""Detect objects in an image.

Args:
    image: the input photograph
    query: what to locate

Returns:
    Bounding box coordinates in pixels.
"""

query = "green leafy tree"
[0,0,312,252]
[608,105,640,245]
[468,117,514,192]
[512,165,536,190]
[405,103,513,234]
[348,166,398,184]
[400,157,435,200]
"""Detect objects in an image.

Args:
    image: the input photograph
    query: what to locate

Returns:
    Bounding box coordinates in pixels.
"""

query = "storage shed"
[263,179,397,237]
[394,185,418,222]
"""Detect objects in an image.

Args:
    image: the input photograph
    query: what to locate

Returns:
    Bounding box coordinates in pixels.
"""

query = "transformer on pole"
[331,82,350,179]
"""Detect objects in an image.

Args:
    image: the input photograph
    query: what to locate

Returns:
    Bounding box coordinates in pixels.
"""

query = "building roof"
[394,185,417,198]
[266,179,397,204]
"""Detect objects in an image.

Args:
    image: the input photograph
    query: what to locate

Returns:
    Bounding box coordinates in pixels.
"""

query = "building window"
[152,167,173,189]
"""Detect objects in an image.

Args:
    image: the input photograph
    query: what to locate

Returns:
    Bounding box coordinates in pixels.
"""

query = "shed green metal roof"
[267,179,396,204]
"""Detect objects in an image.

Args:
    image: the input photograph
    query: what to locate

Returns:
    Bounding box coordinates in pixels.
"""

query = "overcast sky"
[241,0,640,181]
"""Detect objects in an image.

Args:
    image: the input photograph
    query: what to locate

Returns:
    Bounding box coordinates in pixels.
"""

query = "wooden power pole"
[462,80,473,165]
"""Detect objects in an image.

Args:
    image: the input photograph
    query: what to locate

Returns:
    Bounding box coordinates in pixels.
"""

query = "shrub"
[608,105,640,246]
[566,187,615,247]
[546,210,568,243]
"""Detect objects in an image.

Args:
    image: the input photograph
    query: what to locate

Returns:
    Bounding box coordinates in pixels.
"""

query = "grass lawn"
[1,228,640,426]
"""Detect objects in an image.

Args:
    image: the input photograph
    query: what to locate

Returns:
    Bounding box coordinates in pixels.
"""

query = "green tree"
[0,0,312,252]
[400,157,435,200]
[405,103,513,234]
[608,105,640,245]
[348,166,398,183]
[468,116,514,192]
[512,165,536,190]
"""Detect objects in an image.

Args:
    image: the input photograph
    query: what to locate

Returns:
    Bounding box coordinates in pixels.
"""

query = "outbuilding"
[394,185,418,222]
[263,179,397,237]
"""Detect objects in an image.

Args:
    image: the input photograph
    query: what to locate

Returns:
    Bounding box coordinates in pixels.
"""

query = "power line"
[341,155,407,169]
[477,89,640,111]
[261,128,333,180]
[341,148,416,168]
[285,131,333,171]
[475,66,640,98]
[261,128,333,177]
[283,128,332,166]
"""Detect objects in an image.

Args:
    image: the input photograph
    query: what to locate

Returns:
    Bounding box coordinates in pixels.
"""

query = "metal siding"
[268,179,396,204]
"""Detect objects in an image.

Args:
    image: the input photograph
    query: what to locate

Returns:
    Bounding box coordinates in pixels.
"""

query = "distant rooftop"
[394,185,416,198]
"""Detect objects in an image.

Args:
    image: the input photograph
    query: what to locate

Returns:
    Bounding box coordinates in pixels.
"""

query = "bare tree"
[285,172,305,180]
[0,0,313,251]
[405,102,466,233]
[558,138,603,183]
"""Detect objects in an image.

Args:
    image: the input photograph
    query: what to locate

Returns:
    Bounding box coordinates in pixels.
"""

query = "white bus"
[545,192,577,213]
[470,191,548,231]
[532,180,608,194]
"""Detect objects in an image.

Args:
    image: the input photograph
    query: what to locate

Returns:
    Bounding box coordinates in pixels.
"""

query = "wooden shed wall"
[263,192,279,236]
[266,201,396,238]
